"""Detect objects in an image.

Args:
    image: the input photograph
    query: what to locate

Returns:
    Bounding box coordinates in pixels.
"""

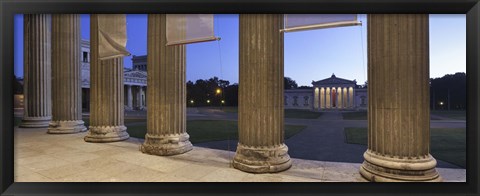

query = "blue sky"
[14,14,466,86]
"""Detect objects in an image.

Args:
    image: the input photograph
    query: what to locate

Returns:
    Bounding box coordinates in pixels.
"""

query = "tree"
[284,77,298,89]
[430,72,466,110]
[297,86,313,89]
[13,75,23,94]
[186,77,239,107]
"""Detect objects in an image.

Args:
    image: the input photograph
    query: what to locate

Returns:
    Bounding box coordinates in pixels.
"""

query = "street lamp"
[216,88,222,95]
[190,100,194,104]
[439,101,444,106]
[221,100,225,104]
[207,100,211,104]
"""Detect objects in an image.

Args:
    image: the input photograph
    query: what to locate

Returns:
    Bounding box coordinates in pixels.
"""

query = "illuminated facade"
[284,74,367,110]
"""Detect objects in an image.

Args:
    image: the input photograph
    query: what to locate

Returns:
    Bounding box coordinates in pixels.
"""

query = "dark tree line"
[13,75,23,94]
[187,76,301,107]
[187,77,238,107]
[430,72,466,110]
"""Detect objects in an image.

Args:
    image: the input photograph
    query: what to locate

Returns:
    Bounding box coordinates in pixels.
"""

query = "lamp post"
[216,87,223,107]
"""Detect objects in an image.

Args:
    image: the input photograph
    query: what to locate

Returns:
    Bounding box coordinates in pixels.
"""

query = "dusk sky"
[14,14,466,86]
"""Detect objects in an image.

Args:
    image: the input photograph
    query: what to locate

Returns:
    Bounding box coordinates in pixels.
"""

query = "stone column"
[140,14,192,155]
[346,87,350,108]
[139,86,144,108]
[337,87,342,109]
[350,87,355,108]
[331,88,335,109]
[127,85,133,109]
[326,87,330,109]
[84,14,129,142]
[233,14,291,173]
[314,88,319,110]
[48,14,86,134]
[359,14,441,182]
[320,87,324,109]
[20,14,52,128]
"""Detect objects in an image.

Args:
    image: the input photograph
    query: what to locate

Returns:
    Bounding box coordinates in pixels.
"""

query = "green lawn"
[342,111,367,120]
[431,110,466,120]
[127,120,306,144]
[221,107,238,113]
[342,110,465,121]
[344,127,466,168]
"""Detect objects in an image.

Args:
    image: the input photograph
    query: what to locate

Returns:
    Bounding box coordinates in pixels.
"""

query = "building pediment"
[312,73,357,86]
[124,70,147,79]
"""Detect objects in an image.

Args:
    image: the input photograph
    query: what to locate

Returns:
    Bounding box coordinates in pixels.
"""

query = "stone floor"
[14,127,466,182]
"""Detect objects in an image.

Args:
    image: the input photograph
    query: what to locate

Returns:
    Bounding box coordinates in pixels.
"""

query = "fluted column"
[139,86,144,108]
[326,87,330,109]
[20,14,52,128]
[127,85,133,109]
[48,14,86,134]
[84,14,129,142]
[338,87,342,109]
[233,14,291,173]
[140,14,192,156]
[314,88,319,110]
[359,14,441,182]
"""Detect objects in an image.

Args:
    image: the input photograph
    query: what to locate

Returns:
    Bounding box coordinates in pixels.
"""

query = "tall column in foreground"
[84,14,129,142]
[359,14,441,182]
[20,14,52,128]
[140,14,192,155]
[48,14,86,134]
[233,14,291,173]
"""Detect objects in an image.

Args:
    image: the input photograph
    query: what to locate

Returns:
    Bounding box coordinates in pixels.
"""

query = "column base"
[19,116,52,128]
[84,125,129,143]
[140,132,193,156]
[359,150,442,182]
[232,143,292,173]
[47,120,87,134]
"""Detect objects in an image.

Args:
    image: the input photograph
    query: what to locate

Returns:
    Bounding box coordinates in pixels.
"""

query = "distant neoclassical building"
[284,74,367,110]
[81,40,147,111]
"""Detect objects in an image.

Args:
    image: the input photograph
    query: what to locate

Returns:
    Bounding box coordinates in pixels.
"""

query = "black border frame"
[1,0,479,195]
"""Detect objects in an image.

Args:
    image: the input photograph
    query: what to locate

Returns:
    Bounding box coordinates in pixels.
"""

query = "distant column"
[127,85,133,109]
[350,87,354,108]
[48,14,86,134]
[326,87,330,109]
[140,14,192,155]
[331,88,335,109]
[314,88,319,110]
[138,86,144,109]
[233,14,291,173]
[320,87,325,109]
[84,14,129,142]
[337,87,342,109]
[20,14,52,128]
[359,14,441,182]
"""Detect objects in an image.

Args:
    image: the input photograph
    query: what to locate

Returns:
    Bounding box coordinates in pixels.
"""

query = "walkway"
[14,127,465,182]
